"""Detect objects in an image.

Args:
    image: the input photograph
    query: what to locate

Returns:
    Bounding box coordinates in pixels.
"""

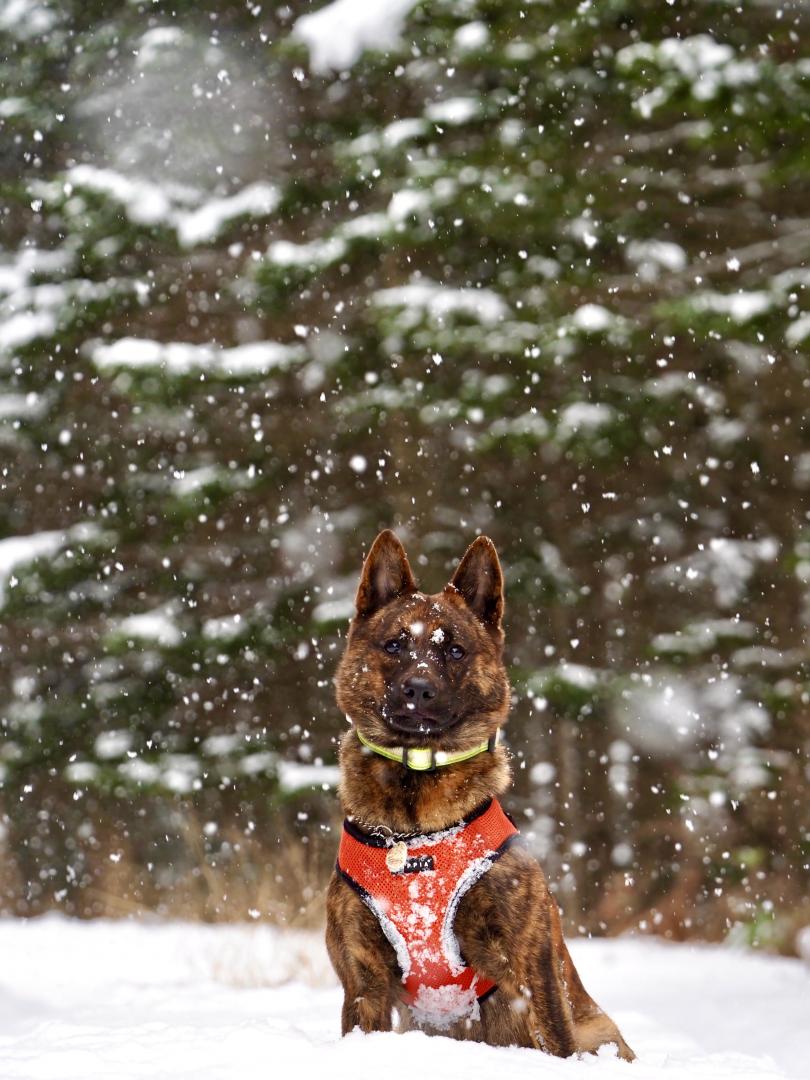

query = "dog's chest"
[337,799,518,1027]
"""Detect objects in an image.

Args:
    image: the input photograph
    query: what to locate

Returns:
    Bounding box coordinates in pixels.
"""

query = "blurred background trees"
[1,0,809,952]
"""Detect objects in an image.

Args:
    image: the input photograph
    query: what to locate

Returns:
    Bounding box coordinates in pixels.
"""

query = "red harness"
[337,798,519,1027]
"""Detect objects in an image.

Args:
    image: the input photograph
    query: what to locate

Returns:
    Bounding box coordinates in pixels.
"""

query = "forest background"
[1,0,809,958]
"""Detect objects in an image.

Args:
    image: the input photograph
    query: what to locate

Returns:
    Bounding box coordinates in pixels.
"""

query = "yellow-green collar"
[356,727,500,772]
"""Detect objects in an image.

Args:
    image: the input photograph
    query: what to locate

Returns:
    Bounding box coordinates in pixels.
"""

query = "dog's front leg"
[326,873,399,1035]
[521,936,578,1057]
[458,926,577,1055]
[455,849,578,1057]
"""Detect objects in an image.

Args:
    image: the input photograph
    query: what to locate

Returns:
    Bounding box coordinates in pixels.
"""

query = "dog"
[326,530,635,1061]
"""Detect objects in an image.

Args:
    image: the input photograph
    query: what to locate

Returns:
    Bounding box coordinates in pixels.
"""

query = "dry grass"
[0,808,333,930]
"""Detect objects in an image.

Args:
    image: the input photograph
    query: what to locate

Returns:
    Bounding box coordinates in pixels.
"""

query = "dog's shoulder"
[325,866,395,956]
[454,842,558,946]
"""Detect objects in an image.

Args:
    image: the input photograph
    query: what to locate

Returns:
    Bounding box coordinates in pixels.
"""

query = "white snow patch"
[0,250,122,357]
[64,762,99,784]
[202,733,242,757]
[529,761,556,786]
[313,596,355,623]
[116,605,182,647]
[277,761,341,791]
[118,759,161,785]
[0,0,58,39]
[0,309,57,352]
[293,0,419,74]
[1,918,808,1079]
[135,26,188,68]
[652,619,755,656]
[557,402,615,440]
[0,524,97,609]
[691,290,773,323]
[341,212,390,241]
[430,628,445,644]
[171,466,220,496]
[67,164,178,226]
[410,982,480,1030]
[0,391,46,421]
[94,730,134,760]
[658,537,779,608]
[487,411,550,443]
[425,97,481,125]
[160,754,201,794]
[656,34,734,84]
[626,239,687,281]
[568,215,601,250]
[373,279,508,326]
[786,313,810,346]
[91,337,304,377]
[571,303,616,332]
[388,189,432,223]
[202,613,245,640]
[61,166,279,246]
[707,417,747,446]
[726,747,771,791]
[557,662,600,689]
[176,183,280,247]
[644,372,724,414]
[346,118,427,157]
[267,235,347,268]
[453,22,489,52]
[618,36,756,115]
[240,752,277,777]
[266,188,447,269]
[0,97,27,118]
[615,671,770,761]
[381,118,427,148]
[615,676,701,755]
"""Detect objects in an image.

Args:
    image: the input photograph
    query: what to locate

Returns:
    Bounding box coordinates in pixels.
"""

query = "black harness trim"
[343,797,494,849]
[336,821,523,1007]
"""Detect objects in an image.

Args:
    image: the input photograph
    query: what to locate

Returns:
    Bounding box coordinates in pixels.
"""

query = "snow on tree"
[0,0,808,948]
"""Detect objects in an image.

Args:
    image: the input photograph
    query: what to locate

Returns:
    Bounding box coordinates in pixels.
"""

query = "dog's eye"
[383,639,401,655]
[447,644,465,660]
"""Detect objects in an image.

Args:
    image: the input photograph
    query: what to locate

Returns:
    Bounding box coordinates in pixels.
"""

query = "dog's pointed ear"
[355,530,416,618]
[446,536,504,630]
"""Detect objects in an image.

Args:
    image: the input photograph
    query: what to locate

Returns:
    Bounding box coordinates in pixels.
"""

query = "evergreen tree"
[1,0,808,944]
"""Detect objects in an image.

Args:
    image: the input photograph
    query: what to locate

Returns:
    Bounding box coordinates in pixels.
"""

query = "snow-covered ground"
[0,917,808,1080]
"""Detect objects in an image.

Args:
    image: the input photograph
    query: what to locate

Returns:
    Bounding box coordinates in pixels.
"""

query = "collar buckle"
[405,746,435,771]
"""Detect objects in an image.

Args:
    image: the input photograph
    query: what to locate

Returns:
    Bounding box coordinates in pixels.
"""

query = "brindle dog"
[326,530,635,1061]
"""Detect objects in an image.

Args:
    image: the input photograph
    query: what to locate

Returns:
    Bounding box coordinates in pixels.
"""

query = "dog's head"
[335,531,510,751]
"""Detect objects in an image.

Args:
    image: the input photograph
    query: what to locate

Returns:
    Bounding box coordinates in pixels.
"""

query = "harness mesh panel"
[337,799,519,1019]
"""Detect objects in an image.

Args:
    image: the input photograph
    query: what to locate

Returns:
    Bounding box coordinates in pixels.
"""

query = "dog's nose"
[400,675,437,703]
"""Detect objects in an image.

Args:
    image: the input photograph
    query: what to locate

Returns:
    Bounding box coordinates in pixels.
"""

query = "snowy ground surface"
[1,916,808,1080]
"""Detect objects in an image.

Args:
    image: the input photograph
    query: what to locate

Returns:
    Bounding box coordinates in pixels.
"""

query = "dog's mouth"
[386,711,458,737]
